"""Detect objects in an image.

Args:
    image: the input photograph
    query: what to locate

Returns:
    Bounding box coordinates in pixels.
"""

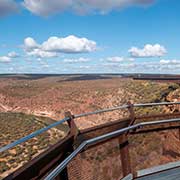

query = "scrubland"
[0,74,180,179]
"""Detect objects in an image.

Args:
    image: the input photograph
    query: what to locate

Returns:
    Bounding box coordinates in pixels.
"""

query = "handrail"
[44,118,180,180]
[0,117,70,153]
[134,101,180,107]
[1,101,180,153]
[75,102,180,118]
[74,104,129,118]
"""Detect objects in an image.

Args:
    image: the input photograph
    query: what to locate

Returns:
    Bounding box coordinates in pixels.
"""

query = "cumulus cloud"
[23,0,72,17]
[26,49,58,58]
[74,0,154,14]
[24,37,40,51]
[160,59,180,65]
[106,56,134,62]
[8,51,19,58]
[79,65,90,69]
[0,0,155,18]
[0,0,18,17]
[129,44,167,58]
[24,37,57,58]
[101,58,180,73]
[42,36,96,53]
[22,0,155,17]
[107,56,124,62]
[102,62,136,71]
[0,56,11,63]
[23,35,97,58]
[63,57,90,63]
[0,51,19,63]
[158,59,180,72]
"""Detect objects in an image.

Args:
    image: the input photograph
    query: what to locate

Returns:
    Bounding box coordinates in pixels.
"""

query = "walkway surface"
[136,167,180,180]
[122,161,180,180]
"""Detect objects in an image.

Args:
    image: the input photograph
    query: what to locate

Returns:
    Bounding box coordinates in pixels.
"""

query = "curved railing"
[1,101,180,180]
[1,101,180,153]
[44,118,180,180]
[0,117,70,153]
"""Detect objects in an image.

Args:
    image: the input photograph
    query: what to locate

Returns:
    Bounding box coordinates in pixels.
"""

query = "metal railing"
[134,101,180,108]
[0,117,70,153]
[44,118,180,180]
[1,101,180,153]
[74,104,129,118]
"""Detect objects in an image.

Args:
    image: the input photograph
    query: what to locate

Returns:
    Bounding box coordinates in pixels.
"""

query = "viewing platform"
[1,101,180,180]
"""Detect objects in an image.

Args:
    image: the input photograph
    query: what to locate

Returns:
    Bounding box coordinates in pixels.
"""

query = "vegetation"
[0,75,180,179]
[0,112,67,178]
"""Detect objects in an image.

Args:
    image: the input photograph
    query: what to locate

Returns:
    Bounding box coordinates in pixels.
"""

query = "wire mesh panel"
[67,137,123,180]
[129,129,180,173]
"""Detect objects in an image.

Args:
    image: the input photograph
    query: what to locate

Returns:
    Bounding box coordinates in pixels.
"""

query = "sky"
[0,0,180,74]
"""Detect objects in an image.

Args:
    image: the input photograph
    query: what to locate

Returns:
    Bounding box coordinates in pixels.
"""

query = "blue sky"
[0,0,180,74]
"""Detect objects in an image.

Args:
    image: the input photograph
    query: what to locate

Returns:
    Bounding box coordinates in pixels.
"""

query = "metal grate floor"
[136,167,180,180]
[122,161,180,180]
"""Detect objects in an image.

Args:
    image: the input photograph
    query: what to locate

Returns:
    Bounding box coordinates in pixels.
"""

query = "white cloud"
[106,56,134,62]
[129,44,167,58]
[0,0,155,18]
[74,0,154,14]
[160,59,170,64]
[23,35,97,58]
[0,0,18,17]
[26,49,58,58]
[23,0,72,17]
[38,60,50,68]
[79,65,90,69]
[22,0,155,17]
[42,35,97,53]
[158,59,180,72]
[160,59,180,65]
[100,56,134,64]
[0,51,19,63]
[8,51,19,58]
[24,37,57,58]
[103,62,136,70]
[0,56,11,63]
[24,37,40,51]
[63,57,90,63]
[107,56,124,62]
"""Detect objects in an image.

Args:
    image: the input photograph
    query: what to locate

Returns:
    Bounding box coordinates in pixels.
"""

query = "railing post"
[65,111,79,138]
[119,134,132,177]
[55,111,79,180]
[128,101,135,126]
[119,102,134,178]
